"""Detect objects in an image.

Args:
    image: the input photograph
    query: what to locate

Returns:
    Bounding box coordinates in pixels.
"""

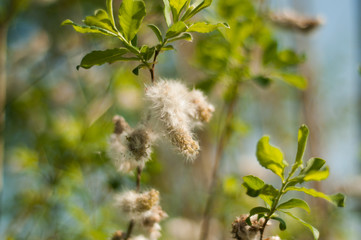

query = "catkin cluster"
[231,214,264,240]
[145,79,214,160]
[108,116,154,172]
[108,79,214,240]
[108,79,214,171]
[231,215,280,240]
[114,189,168,240]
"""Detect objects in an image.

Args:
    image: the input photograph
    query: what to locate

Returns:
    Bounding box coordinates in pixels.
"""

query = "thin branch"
[259,218,269,240]
[124,220,135,240]
[149,50,160,83]
[136,166,142,192]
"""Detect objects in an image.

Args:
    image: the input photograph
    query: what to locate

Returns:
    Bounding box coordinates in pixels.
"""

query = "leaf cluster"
[242,124,345,239]
[62,0,228,77]
[195,0,307,93]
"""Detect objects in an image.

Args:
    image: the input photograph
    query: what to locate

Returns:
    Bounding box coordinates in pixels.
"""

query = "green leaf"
[61,19,117,37]
[283,211,319,240]
[242,175,265,197]
[286,187,345,207]
[182,0,212,21]
[166,21,188,38]
[84,9,116,33]
[277,198,310,213]
[256,136,288,180]
[118,0,146,42]
[187,22,229,33]
[140,45,155,61]
[278,49,305,65]
[169,0,188,22]
[249,206,270,216]
[245,216,252,226]
[291,158,329,184]
[161,45,175,51]
[273,72,307,89]
[181,5,195,21]
[263,40,278,65]
[132,63,148,75]
[301,158,329,181]
[106,0,116,28]
[292,124,309,172]
[330,193,346,207]
[253,75,272,88]
[303,167,329,181]
[302,158,326,174]
[147,24,163,43]
[289,158,329,184]
[259,184,279,206]
[77,48,137,69]
[163,0,172,27]
[167,32,193,42]
[131,34,138,45]
[271,216,287,231]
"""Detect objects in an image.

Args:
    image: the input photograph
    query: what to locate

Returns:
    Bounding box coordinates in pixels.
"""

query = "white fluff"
[107,126,154,173]
[132,235,149,240]
[107,132,137,172]
[145,79,203,159]
[145,79,196,131]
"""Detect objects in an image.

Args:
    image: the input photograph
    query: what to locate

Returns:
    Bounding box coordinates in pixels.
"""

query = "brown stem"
[149,50,160,83]
[149,69,154,83]
[123,220,135,240]
[259,218,269,240]
[136,166,142,192]
[199,87,239,240]
[125,45,154,236]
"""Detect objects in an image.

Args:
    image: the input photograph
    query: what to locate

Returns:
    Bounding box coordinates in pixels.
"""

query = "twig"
[149,50,160,83]
[124,220,135,240]
[136,166,142,192]
[124,45,156,238]
[259,218,268,240]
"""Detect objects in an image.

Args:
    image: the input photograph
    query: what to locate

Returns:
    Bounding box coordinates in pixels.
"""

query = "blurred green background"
[0,0,360,239]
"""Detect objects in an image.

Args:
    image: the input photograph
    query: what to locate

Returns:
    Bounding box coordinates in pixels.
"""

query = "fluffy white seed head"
[188,89,215,124]
[114,189,167,240]
[113,115,131,134]
[107,115,154,172]
[148,223,162,240]
[114,189,160,217]
[145,79,214,160]
[141,205,168,228]
[131,235,149,240]
[141,209,167,240]
[168,127,199,159]
[108,132,137,172]
[145,79,196,130]
[127,126,154,162]
[267,236,281,240]
[231,214,266,240]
